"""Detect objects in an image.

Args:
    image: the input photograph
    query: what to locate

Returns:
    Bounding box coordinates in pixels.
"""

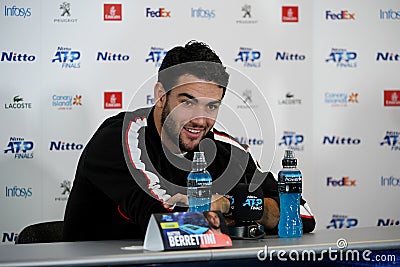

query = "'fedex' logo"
[146,8,171,18]
[326,10,355,20]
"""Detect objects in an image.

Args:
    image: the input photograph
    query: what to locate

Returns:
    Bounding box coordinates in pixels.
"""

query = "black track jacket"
[63,107,316,241]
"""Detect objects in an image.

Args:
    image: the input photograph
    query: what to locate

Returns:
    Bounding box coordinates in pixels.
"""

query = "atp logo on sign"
[327,215,358,229]
[242,198,263,210]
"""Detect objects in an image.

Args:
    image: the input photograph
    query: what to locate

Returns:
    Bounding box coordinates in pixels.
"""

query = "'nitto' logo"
[275,51,305,61]
[1,52,35,62]
[323,136,361,145]
[49,141,84,151]
[97,51,130,62]
[377,218,400,226]
[376,52,400,61]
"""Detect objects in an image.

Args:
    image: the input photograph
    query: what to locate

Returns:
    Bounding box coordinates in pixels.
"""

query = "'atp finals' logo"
[146,47,167,67]
[380,131,400,151]
[51,47,81,68]
[235,47,261,68]
[326,48,357,68]
[4,137,34,159]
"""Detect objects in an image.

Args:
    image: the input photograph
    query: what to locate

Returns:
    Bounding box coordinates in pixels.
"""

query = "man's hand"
[164,193,230,213]
[211,194,230,214]
[257,197,280,230]
[163,193,188,210]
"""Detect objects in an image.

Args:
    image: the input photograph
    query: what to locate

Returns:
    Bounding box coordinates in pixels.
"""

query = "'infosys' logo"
[381,176,400,187]
[5,186,32,198]
[4,5,31,18]
[380,9,400,20]
[191,7,215,19]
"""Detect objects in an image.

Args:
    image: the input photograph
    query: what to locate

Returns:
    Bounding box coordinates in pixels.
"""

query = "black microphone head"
[232,183,264,223]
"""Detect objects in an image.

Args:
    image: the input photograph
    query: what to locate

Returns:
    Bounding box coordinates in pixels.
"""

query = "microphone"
[228,183,266,239]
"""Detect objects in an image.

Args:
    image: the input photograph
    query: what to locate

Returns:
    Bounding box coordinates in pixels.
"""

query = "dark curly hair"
[158,40,230,97]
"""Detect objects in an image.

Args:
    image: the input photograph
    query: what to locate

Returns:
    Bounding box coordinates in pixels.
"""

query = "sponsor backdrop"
[0,0,399,244]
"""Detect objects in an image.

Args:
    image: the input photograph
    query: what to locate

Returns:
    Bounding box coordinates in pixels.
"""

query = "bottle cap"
[193,151,206,163]
[282,150,297,167]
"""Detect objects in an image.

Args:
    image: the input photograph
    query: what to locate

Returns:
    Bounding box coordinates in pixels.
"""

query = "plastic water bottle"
[278,150,303,238]
[187,152,212,212]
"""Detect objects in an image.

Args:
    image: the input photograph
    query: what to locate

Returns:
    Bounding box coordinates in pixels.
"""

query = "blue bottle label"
[278,171,302,193]
[187,171,212,212]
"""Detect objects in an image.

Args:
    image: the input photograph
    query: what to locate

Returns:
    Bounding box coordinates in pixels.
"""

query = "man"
[202,211,232,247]
[204,211,227,235]
[63,40,315,241]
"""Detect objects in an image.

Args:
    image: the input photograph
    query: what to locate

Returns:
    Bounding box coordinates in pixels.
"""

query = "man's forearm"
[257,197,280,230]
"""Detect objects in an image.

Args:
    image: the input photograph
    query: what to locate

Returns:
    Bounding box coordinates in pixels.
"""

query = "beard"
[209,224,220,230]
[161,97,199,152]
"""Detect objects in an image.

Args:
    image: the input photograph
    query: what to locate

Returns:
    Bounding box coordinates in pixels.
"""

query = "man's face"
[206,212,221,230]
[160,74,224,152]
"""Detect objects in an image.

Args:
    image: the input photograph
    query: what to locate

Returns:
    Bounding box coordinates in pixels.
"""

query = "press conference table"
[1,227,399,267]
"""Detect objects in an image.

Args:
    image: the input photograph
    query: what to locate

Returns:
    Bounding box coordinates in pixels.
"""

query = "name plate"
[144,211,232,251]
